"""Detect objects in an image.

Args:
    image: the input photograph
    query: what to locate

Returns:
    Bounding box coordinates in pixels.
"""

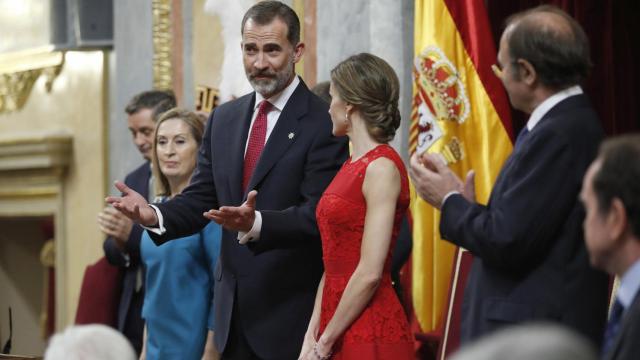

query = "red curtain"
[486,0,640,136]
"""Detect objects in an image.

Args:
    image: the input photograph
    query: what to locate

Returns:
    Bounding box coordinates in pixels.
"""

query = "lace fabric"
[316,144,413,359]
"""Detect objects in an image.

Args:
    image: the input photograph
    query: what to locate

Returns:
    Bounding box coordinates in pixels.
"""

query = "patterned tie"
[601,298,624,357]
[243,100,272,191]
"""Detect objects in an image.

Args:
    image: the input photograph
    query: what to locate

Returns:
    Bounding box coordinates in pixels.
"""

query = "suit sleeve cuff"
[141,204,167,235]
[442,190,461,207]
[238,211,262,244]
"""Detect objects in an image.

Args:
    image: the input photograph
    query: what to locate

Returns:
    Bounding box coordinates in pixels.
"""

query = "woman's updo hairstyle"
[330,53,401,143]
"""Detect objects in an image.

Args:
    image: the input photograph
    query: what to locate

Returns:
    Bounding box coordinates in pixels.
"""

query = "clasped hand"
[98,206,133,246]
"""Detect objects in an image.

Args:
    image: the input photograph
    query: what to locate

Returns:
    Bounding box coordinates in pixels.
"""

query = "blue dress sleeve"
[200,221,222,329]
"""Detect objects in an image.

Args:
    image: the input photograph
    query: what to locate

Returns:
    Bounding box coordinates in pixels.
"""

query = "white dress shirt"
[617,259,640,311]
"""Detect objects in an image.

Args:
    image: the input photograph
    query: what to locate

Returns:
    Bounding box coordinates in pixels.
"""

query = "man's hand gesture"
[204,190,257,234]
[106,181,158,227]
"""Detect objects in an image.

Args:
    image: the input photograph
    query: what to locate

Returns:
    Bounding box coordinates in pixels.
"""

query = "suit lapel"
[226,94,255,205]
[490,94,589,198]
[244,82,309,197]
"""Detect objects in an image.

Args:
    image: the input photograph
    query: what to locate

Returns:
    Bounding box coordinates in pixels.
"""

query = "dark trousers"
[123,289,144,355]
[222,292,261,360]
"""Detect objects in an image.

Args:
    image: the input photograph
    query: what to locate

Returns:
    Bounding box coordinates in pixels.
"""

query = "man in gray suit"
[580,134,640,360]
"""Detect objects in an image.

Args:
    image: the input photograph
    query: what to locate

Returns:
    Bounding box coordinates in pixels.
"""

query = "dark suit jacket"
[440,94,610,346]
[605,290,640,360]
[150,80,348,359]
[103,161,149,352]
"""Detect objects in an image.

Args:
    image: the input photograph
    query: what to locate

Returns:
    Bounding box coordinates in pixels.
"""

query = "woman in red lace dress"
[299,53,413,360]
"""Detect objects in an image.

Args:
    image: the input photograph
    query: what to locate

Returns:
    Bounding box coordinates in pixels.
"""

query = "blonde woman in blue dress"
[139,109,221,360]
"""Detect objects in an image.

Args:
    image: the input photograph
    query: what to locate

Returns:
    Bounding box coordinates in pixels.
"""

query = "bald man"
[409,5,609,345]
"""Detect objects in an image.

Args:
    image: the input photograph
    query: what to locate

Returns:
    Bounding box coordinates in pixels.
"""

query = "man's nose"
[134,133,145,145]
[254,52,268,69]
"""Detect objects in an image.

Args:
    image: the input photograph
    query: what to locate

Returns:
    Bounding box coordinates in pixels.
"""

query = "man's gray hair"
[449,323,597,360]
[44,324,136,360]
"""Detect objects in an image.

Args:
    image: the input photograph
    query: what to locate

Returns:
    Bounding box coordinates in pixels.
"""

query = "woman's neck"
[348,114,383,161]
[167,175,191,198]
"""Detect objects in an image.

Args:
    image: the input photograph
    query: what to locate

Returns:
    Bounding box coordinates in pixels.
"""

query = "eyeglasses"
[492,60,521,78]
[491,64,503,78]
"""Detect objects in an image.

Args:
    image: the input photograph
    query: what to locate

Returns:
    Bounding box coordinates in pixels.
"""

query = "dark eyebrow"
[263,43,282,51]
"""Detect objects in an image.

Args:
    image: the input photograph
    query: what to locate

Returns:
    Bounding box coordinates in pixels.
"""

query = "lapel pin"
[288,132,295,139]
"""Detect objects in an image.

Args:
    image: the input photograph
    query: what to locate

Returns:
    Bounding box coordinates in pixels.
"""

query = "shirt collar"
[526,85,583,131]
[617,259,640,309]
[253,75,300,112]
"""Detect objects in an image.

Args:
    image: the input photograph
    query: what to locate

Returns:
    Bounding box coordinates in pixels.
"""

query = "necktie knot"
[258,100,272,116]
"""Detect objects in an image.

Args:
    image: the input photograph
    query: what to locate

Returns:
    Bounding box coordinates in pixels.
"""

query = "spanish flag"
[409,0,513,335]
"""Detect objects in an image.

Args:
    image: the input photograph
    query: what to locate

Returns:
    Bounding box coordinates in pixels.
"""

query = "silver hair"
[44,325,136,360]
[449,323,597,360]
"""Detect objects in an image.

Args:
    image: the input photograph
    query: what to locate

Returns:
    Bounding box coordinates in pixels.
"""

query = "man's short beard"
[248,58,295,98]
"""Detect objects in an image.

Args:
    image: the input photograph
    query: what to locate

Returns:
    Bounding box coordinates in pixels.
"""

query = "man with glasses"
[409,5,609,346]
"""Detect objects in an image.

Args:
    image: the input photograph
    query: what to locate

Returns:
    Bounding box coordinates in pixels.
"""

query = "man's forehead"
[583,160,601,193]
[242,18,289,44]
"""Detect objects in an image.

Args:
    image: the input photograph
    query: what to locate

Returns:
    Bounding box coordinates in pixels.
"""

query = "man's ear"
[608,198,629,241]
[293,42,305,64]
[517,59,537,86]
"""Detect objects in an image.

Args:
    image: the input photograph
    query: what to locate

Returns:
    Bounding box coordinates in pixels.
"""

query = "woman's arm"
[299,273,325,359]
[313,157,400,358]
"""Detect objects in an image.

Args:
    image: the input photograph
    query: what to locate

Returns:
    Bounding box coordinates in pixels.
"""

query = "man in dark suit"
[100,90,175,354]
[580,134,640,360]
[409,5,609,346]
[107,2,348,359]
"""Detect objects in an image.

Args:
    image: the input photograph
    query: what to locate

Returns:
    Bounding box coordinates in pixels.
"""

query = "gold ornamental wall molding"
[0,130,72,206]
[152,0,173,90]
[0,46,65,114]
[0,130,73,173]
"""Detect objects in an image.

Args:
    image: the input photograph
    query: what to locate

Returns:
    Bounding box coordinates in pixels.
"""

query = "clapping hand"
[98,206,134,247]
[106,181,158,227]
[408,152,476,208]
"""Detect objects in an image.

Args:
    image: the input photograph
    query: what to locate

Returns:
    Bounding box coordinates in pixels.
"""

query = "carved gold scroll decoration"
[152,0,173,90]
[0,47,64,114]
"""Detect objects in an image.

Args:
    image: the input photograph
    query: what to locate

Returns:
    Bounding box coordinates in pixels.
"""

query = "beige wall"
[0,50,108,327]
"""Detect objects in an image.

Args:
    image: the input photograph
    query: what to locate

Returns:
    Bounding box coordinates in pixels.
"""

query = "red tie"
[243,100,272,191]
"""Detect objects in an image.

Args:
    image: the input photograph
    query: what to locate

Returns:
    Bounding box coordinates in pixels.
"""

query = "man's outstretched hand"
[106,181,158,227]
[204,190,257,233]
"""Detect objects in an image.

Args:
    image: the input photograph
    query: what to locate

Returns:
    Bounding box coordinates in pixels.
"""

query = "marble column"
[317,0,414,159]
[110,0,155,188]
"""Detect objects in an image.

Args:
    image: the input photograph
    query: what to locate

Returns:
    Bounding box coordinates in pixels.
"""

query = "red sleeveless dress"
[316,144,413,359]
